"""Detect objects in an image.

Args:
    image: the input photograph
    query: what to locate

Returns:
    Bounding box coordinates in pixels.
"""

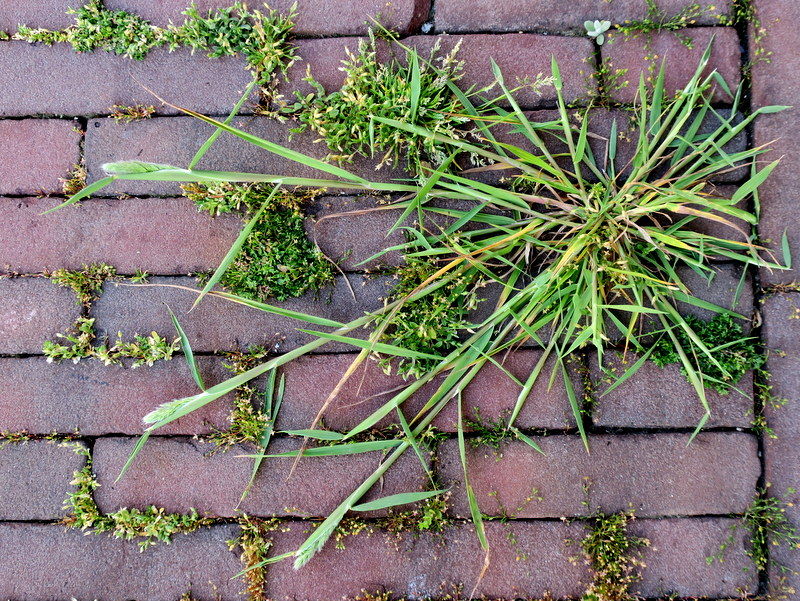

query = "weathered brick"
[305,195,406,271]
[84,115,408,197]
[0,440,86,520]
[0,0,76,31]
[0,357,233,436]
[0,523,243,600]
[267,520,589,600]
[0,276,81,355]
[748,1,799,285]
[93,436,429,517]
[761,292,800,353]
[0,196,242,274]
[0,119,81,195]
[630,518,757,598]
[92,275,394,353]
[276,349,576,433]
[602,27,741,104]
[434,0,731,33]
[0,42,254,117]
[106,0,430,35]
[590,351,753,429]
[439,433,759,518]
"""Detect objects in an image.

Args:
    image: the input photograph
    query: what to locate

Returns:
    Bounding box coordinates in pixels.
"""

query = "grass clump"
[287,31,470,175]
[184,183,333,302]
[50,262,117,307]
[650,313,765,393]
[58,38,789,573]
[63,445,213,551]
[577,510,650,601]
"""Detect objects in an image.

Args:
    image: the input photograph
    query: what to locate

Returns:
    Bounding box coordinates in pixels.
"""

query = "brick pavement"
[0,1,797,599]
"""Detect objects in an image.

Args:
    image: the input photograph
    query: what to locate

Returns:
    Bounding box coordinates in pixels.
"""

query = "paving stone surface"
[93,436,429,518]
[0,277,81,355]
[0,0,76,31]
[630,517,758,598]
[276,349,577,432]
[761,292,800,353]
[0,43,254,117]
[267,520,590,600]
[92,275,394,353]
[439,433,759,518]
[602,27,741,104]
[590,351,754,429]
[0,523,244,600]
[0,357,234,435]
[434,0,731,33]
[0,196,242,274]
[106,0,430,35]
[0,440,86,520]
[0,119,81,195]
[751,0,800,285]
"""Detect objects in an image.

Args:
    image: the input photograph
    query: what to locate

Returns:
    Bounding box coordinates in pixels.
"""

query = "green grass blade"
[298,329,443,360]
[350,489,447,512]
[731,160,780,204]
[511,427,545,455]
[251,439,402,457]
[562,358,588,452]
[41,176,116,214]
[281,429,345,440]
[166,304,204,391]
[409,49,421,124]
[115,430,150,481]
[457,392,488,551]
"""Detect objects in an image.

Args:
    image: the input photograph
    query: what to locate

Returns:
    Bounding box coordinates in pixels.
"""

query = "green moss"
[62,445,213,551]
[184,183,334,302]
[109,102,156,123]
[227,514,285,601]
[649,313,765,394]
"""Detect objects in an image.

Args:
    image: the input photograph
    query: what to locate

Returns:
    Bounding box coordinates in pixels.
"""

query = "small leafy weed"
[650,313,765,394]
[60,164,88,196]
[710,487,800,574]
[62,445,213,551]
[109,102,156,123]
[585,20,611,46]
[575,510,650,601]
[50,262,117,307]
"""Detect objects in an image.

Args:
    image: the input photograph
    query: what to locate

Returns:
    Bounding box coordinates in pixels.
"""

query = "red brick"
[0,120,81,195]
[439,433,759,518]
[277,349,576,433]
[602,27,741,104]
[0,277,81,354]
[92,275,394,353]
[93,436,429,517]
[84,115,408,197]
[591,351,753,429]
[0,0,76,31]
[305,195,406,271]
[0,357,234,436]
[434,0,731,33]
[1,196,242,274]
[267,520,589,600]
[630,518,757,598]
[0,42,254,117]
[0,440,86,520]
[762,293,800,353]
[106,0,429,35]
[0,523,243,600]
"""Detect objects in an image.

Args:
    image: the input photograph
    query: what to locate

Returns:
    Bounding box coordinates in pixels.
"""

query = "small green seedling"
[585,20,611,45]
